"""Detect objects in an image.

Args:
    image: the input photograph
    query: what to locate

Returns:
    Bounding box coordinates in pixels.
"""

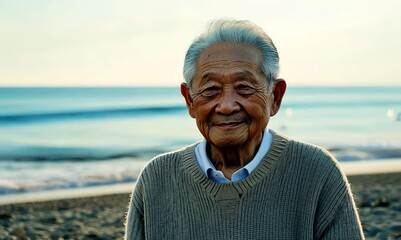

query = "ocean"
[0,86,400,196]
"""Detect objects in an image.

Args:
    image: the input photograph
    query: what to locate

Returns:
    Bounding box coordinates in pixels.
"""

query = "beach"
[1,170,401,239]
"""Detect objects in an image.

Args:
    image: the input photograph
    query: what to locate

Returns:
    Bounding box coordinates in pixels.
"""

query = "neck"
[208,133,263,179]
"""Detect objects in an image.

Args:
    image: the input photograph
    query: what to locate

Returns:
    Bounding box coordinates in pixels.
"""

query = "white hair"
[183,19,280,92]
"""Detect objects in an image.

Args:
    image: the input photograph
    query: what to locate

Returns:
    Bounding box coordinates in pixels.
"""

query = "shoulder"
[285,137,350,199]
[289,138,340,170]
[138,143,198,179]
[272,130,344,181]
[272,130,337,163]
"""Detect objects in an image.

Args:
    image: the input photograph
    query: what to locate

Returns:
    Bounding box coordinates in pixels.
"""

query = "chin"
[209,135,248,148]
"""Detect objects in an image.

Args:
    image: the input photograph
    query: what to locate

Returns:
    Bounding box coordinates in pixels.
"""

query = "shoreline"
[0,182,136,206]
[1,158,401,206]
[340,158,401,175]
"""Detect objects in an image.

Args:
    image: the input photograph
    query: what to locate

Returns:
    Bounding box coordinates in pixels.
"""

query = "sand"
[1,172,401,239]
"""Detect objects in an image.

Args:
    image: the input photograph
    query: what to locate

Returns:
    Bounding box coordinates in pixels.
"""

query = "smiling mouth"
[215,121,243,128]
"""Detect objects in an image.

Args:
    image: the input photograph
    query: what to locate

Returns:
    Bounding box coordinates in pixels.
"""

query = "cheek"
[195,111,213,141]
[193,102,215,132]
[193,99,216,119]
[242,93,269,115]
[241,94,270,130]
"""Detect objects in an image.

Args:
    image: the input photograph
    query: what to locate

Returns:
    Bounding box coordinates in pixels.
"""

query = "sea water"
[0,87,400,196]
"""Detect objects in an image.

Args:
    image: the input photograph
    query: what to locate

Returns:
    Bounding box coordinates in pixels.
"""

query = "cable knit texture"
[125,131,364,239]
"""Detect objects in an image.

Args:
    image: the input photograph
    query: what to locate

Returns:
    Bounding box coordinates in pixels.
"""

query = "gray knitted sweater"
[125,131,364,239]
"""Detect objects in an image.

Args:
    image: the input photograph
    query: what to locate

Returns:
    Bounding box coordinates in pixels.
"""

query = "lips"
[211,113,248,129]
[215,121,243,128]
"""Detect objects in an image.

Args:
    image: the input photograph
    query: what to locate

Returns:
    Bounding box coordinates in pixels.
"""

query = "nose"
[215,89,240,115]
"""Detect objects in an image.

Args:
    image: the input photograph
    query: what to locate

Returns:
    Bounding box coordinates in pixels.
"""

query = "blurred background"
[0,0,400,198]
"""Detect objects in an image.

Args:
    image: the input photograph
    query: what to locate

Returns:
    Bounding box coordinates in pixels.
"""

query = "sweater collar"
[195,128,273,182]
[181,130,290,198]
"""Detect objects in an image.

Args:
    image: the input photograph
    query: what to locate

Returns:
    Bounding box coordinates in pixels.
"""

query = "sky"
[0,0,400,87]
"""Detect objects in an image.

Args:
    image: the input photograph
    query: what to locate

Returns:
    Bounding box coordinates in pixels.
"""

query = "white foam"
[0,182,136,205]
[340,158,401,175]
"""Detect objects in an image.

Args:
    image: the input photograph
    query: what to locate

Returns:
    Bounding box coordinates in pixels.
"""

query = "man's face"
[182,43,277,148]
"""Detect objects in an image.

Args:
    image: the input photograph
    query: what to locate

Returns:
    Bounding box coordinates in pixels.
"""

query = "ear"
[180,82,196,118]
[270,79,287,116]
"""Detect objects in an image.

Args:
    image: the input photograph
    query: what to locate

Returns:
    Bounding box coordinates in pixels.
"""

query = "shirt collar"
[195,128,273,179]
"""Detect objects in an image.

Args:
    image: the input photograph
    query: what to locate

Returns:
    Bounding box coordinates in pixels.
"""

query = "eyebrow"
[235,71,254,80]
[233,70,259,84]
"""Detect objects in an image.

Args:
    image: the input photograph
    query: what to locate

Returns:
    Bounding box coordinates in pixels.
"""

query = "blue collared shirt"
[195,129,273,183]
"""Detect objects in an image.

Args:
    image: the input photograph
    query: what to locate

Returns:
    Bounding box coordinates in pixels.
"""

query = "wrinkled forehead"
[197,43,263,69]
[192,43,264,88]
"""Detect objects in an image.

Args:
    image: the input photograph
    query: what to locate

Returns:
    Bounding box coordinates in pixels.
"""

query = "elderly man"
[125,19,364,239]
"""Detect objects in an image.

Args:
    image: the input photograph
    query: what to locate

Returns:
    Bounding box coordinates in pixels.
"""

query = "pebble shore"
[1,172,400,239]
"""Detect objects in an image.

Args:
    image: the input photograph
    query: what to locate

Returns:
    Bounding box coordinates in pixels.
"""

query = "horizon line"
[0,84,401,88]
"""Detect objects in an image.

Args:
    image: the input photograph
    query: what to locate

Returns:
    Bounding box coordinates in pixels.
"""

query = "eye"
[200,86,221,98]
[236,85,256,96]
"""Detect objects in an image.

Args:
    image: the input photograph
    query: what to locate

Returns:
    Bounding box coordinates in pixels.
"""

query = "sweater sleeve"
[320,196,365,240]
[124,179,145,240]
[314,154,364,239]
